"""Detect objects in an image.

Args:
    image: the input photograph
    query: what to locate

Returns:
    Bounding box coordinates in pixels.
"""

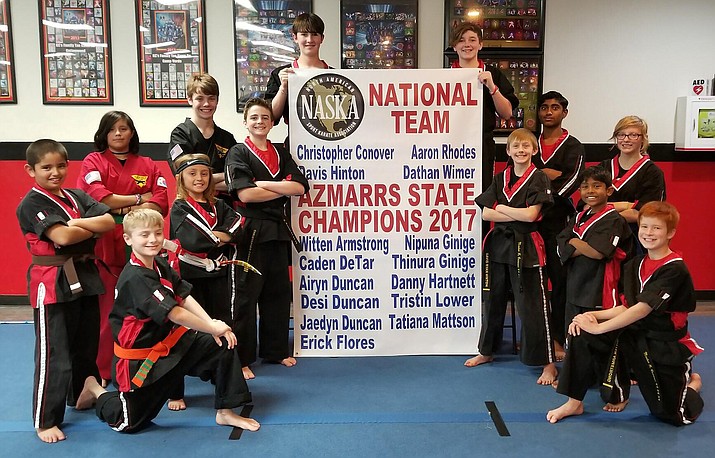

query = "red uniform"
[78,150,169,380]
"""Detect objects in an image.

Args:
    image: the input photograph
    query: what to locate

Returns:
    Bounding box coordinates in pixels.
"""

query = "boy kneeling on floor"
[548,201,703,425]
[82,208,259,433]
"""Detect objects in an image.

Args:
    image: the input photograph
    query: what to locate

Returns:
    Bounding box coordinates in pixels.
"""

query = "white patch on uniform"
[153,290,165,301]
[36,212,46,221]
[169,144,184,160]
[84,170,102,185]
[613,235,620,246]
[662,292,670,300]
[157,177,167,188]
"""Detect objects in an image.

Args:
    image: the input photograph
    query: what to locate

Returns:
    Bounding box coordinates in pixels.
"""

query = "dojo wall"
[1,0,714,297]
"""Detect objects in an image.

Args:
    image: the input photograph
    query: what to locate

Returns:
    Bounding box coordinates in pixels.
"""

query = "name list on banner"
[289,69,483,356]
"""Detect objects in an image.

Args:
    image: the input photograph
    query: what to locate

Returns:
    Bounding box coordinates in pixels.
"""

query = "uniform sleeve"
[474,179,498,209]
[633,162,666,210]
[170,201,221,253]
[493,67,519,113]
[69,189,111,218]
[279,146,310,193]
[225,145,257,194]
[264,66,282,102]
[582,216,626,259]
[265,66,288,125]
[16,198,66,239]
[637,262,695,313]
[526,171,553,208]
[214,199,245,240]
[124,269,179,324]
[168,123,192,173]
[556,217,576,263]
[550,140,585,196]
[77,153,113,203]
[146,160,169,216]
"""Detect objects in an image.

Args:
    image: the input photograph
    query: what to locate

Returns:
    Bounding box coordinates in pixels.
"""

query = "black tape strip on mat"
[485,401,510,436]
[229,404,254,440]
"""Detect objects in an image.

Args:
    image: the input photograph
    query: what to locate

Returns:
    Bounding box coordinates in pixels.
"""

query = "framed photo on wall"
[38,0,113,105]
[341,0,418,70]
[233,0,312,112]
[135,0,207,106]
[444,0,545,50]
[0,0,16,104]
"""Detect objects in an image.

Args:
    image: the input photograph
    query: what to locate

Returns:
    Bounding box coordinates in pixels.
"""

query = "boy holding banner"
[465,128,558,386]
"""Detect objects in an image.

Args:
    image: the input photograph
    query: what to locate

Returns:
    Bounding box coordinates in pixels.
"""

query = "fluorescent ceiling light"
[44,52,75,58]
[235,0,257,12]
[79,42,108,47]
[143,41,175,49]
[155,0,196,5]
[42,19,92,31]
[251,40,295,52]
[235,21,282,35]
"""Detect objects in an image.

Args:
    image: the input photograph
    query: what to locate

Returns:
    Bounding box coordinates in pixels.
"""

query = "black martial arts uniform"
[225,138,309,365]
[168,118,237,203]
[95,254,252,433]
[535,131,585,344]
[557,252,704,425]
[475,163,555,365]
[557,204,633,326]
[17,186,109,430]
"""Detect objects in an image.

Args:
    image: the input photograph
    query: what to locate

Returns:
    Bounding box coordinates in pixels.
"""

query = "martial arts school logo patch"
[215,145,229,158]
[296,73,364,141]
[132,175,148,188]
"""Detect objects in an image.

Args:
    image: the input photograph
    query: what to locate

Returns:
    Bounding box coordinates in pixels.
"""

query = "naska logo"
[296,73,364,141]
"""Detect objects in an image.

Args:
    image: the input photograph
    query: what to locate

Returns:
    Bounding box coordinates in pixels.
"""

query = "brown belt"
[31,254,94,295]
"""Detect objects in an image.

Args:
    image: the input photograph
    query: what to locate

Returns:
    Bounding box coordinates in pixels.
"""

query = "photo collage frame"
[135,0,206,106]
[233,0,312,112]
[0,0,16,103]
[341,0,418,70]
[39,0,113,104]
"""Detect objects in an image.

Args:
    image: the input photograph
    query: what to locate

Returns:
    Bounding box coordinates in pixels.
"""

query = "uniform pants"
[478,261,555,366]
[168,275,232,401]
[33,296,100,429]
[558,330,704,425]
[96,264,122,380]
[95,332,252,433]
[234,239,292,365]
[543,232,568,345]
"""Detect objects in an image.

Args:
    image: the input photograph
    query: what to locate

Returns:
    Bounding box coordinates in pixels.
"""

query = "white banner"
[289,69,483,356]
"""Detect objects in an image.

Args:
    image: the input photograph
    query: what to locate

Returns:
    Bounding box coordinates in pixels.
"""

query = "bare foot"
[75,376,103,410]
[546,398,584,424]
[36,426,66,443]
[216,409,260,431]
[537,363,558,386]
[603,399,629,412]
[242,366,255,380]
[464,354,493,367]
[167,399,187,411]
[688,373,702,392]
[554,341,565,362]
[281,357,297,367]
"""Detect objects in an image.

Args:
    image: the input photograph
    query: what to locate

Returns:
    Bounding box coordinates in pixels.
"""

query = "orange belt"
[114,326,189,387]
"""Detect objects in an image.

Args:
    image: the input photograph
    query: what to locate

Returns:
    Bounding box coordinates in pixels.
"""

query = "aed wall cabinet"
[675,96,715,151]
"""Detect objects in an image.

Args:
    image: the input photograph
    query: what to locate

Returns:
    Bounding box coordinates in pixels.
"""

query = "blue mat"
[2,318,714,457]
